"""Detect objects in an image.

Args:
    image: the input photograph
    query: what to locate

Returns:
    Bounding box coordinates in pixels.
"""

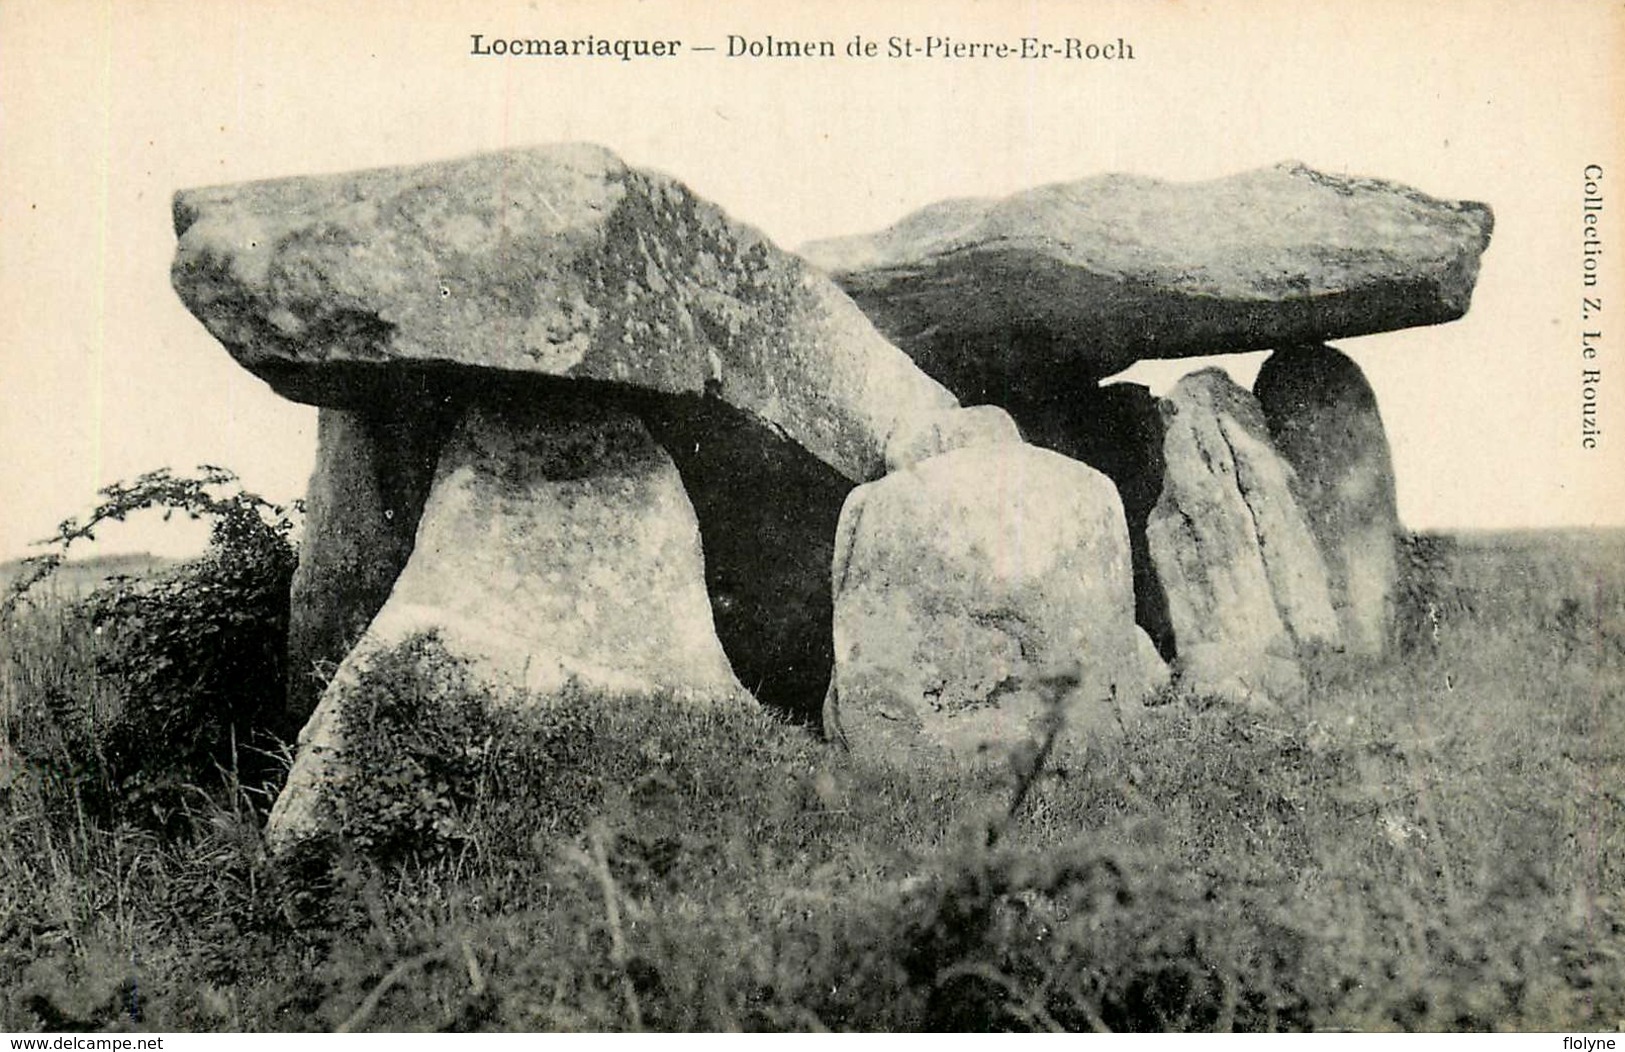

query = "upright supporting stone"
[1013,384,1173,657]
[286,403,451,724]
[1255,344,1401,656]
[827,442,1167,763]
[266,399,750,849]
[1145,369,1340,704]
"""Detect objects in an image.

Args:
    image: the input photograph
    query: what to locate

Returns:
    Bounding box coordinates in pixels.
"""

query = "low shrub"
[318,634,605,867]
[3,467,298,835]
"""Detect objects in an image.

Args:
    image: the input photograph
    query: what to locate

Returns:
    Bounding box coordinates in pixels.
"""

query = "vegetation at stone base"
[1,524,1621,1032]
[1,467,298,836]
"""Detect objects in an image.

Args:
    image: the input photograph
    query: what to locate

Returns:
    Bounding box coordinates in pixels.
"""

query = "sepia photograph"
[1,0,1621,1036]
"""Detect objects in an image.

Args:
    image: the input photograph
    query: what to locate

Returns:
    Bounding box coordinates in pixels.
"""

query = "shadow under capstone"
[637,393,848,727]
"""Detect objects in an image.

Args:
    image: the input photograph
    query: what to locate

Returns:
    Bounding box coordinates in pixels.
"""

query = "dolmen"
[802,162,1493,706]
[173,149,1492,848]
[171,145,1177,848]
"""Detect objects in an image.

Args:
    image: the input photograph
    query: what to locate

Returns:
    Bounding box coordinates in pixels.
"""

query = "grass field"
[1,531,1621,1032]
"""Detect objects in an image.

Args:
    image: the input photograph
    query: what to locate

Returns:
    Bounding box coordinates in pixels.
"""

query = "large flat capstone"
[800,163,1494,400]
[171,143,955,484]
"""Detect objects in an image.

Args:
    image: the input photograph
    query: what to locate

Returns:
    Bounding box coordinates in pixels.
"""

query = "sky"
[1,0,1622,562]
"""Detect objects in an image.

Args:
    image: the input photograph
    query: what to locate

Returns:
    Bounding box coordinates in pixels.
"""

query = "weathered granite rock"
[1255,344,1400,656]
[171,143,955,484]
[266,399,749,848]
[1145,369,1340,704]
[801,163,1494,401]
[883,404,1023,472]
[285,389,456,723]
[1011,384,1173,656]
[281,367,856,727]
[826,442,1167,762]
[171,145,969,728]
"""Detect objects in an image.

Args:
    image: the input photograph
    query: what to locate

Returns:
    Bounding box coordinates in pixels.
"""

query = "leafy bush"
[316,633,605,867]
[3,467,298,833]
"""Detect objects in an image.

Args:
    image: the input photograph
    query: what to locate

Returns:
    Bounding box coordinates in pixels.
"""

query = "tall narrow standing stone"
[1145,369,1340,704]
[286,401,452,723]
[1255,344,1401,656]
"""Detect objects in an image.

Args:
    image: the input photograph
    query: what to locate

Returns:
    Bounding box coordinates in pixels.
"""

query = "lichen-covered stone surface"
[883,404,1023,472]
[1256,344,1401,656]
[801,163,1494,400]
[826,442,1167,763]
[266,398,749,849]
[171,143,955,483]
[1145,369,1340,705]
